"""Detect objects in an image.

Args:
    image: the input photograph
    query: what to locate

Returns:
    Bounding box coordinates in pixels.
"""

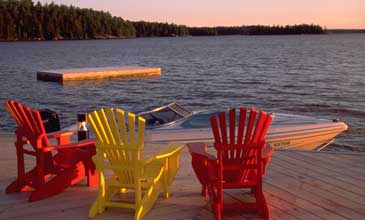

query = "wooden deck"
[37,66,161,83]
[0,134,364,220]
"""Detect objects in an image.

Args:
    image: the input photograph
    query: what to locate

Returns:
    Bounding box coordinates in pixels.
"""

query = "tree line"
[0,0,326,41]
[0,0,135,40]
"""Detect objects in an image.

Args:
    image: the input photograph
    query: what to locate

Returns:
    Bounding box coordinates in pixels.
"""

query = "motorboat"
[139,103,348,151]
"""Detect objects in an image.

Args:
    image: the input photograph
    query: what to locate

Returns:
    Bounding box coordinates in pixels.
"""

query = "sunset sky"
[38,0,365,29]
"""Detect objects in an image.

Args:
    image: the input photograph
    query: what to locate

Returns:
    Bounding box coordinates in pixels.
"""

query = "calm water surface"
[0,34,364,151]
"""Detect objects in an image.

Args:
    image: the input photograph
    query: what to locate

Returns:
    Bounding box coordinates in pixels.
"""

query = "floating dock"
[0,134,364,219]
[37,66,161,83]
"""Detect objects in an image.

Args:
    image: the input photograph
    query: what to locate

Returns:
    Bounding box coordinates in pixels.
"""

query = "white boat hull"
[145,113,348,151]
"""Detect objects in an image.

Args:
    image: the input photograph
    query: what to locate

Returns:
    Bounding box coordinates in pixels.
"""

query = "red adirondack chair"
[188,107,273,220]
[4,100,97,202]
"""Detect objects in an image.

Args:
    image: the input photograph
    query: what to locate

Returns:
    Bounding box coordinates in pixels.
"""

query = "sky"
[38,0,365,29]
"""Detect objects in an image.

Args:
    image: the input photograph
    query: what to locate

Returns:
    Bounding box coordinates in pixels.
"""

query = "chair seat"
[108,163,164,189]
[207,171,259,188]
[223,179,259,188]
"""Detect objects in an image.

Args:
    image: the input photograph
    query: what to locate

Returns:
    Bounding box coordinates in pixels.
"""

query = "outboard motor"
[39,109,61,133]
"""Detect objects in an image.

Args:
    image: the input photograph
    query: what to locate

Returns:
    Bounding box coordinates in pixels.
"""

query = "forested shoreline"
[0,0,328,41]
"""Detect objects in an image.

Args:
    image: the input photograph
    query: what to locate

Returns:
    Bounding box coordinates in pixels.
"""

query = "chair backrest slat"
[18,104,35,135]
[244,108,257,146]
[91,110,109,144]
[116,109,128,144]
[128,113,136,147]
[210,116,221,144]
[229,109,235,145]
[229,109,236,159]
[237,107,247,159]
[99,109,115,145]
[105,108,122,146]
[259,116,273,142]
[88,111,104,143]
[6,101,24,128]
[251,112,267,144]
[137,117,145,148]
[31,109,43,136]
[218,112,227,145]
[218,112,228,160]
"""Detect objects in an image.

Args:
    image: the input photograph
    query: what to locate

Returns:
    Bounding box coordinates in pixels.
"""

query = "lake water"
[0,34,364,151]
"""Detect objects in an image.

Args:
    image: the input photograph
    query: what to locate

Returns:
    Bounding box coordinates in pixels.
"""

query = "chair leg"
[161,159,170,198]
[5,179,27,193]
[207,184,222,220]
[89,169,106,218]
[255,185,269,220]
[259,192,270,220]
[75,147,97,187]
[161,152,181,198]
[28,162,85,202]
[216,189,223,220]
[201,185,208,197]
[6,167,39,193]
[135,181,162,220]
[135,166,164,220]
[215,204,222,220]
[87,168,98,187]
[89,199,105,218]
[190,152,212,198]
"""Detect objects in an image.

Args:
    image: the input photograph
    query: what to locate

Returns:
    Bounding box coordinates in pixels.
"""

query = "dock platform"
[0,134,364,220]
[37,66,161,83]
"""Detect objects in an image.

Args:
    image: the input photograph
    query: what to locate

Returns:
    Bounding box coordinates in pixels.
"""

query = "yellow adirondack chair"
[87,108,184,220]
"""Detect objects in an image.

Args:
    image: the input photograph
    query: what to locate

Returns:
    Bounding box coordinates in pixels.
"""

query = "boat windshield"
[138,103,192,128]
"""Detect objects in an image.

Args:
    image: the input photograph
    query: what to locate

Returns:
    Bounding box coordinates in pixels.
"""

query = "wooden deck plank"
[283,150,365,174]
[266,167,365,219]
[228,188,318,220]
[283,151,365,180]
[1,137,365,220]
[279,151,365,177]
[269,155,365,206]
[272,152,365,194]
[264,182,330,220]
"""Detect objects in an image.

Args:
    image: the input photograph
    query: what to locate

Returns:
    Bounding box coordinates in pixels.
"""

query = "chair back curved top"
[5,100,49,149]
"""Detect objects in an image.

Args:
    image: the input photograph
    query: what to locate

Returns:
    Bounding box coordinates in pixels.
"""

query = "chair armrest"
[47,130,75,139]
[187,142,216,160]
[141,143,185,165]
[188,143,218,186]
[47,130,75,145]
[43,139,95,152]
[154,143,185,160]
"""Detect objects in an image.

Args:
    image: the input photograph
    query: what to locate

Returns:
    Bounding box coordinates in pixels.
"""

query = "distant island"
[0,0,355,41]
